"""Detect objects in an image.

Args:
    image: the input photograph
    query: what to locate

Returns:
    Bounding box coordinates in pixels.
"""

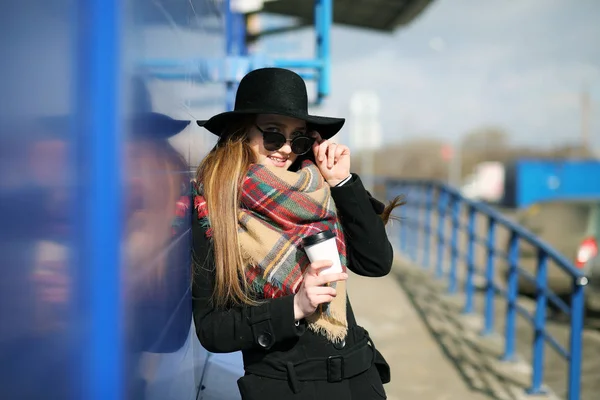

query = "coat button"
[257,332,273,348]
[333,339,346,350]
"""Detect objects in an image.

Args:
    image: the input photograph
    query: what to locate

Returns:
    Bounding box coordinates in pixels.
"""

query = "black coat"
[192,174,393,400]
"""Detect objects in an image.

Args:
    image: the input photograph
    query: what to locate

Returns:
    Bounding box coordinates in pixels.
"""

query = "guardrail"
[385,179,587,400]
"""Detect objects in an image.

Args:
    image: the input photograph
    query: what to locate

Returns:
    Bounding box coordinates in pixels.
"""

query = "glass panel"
[0,3,79,399]
[124,1,224,400]
[0,1,226,399]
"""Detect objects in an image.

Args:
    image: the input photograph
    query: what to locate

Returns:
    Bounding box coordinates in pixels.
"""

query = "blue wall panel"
[511,160,600,208]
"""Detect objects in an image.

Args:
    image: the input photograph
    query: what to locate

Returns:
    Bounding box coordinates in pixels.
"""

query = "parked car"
[502,199,600,312]
[583,255,600,312]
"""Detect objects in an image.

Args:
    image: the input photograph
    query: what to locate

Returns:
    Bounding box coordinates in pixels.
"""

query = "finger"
[306,260,334,276]
[312,138,320,158]
[307,285,337,297]
[310,294,337,307]
[328,143,338,168]
[312,272,349,287]
[334,145,348,163]
[317,140,329,163]
[310,131,323,144]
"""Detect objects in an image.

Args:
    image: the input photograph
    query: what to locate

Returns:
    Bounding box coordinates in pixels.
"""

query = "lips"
[268,155,289,167]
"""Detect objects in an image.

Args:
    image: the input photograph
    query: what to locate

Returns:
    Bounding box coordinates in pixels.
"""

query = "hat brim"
[134,113,190,138]
[38,113,190,139]
[197,109,345,140]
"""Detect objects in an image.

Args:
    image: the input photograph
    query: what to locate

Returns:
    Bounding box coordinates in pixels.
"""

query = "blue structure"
[75,1,124,398]
[503,159,600,208]
[141,0,333,109]
[388,179,587,400]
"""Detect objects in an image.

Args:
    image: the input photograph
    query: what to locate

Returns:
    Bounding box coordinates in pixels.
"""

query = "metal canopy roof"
[262,0,434,32]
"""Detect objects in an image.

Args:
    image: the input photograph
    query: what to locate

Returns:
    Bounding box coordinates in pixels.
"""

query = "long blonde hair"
[195,117,404,307]
[195,117,257,307]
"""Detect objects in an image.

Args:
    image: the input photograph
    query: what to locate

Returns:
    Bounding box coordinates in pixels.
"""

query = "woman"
[192,67,402,400]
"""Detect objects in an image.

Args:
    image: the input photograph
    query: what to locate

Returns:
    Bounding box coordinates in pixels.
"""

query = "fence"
[385,179,587,400]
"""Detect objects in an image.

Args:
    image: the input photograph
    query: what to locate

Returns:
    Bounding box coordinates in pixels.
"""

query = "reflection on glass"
[0,0,227,398]
[122,76,193,400]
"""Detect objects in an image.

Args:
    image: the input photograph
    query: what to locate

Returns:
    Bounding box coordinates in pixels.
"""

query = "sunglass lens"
[262,132,286,151]
[291,136,314,155]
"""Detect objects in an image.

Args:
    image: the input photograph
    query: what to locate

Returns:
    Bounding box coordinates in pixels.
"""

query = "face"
[248,114,310,170]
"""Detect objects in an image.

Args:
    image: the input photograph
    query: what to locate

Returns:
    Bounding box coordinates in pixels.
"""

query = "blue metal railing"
[386,179,587,400]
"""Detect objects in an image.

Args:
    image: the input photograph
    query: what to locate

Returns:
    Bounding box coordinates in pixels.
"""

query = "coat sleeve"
[191,212,306,353]
[330,174,394,277]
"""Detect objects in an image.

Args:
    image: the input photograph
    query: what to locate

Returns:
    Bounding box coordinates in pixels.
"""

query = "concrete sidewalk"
[348,257,522,400]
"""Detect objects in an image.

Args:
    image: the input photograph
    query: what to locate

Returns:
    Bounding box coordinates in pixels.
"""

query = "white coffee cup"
[302,230,343,275]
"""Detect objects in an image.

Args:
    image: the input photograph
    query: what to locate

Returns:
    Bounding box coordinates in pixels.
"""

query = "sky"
[258,0,600,150]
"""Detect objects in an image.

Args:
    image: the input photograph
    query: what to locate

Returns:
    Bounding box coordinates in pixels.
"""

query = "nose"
[279,140,293,154]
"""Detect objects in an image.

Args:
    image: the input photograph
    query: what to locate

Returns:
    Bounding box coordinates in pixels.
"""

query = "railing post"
[399,185,408,254]
[482,217,496,336]
[412,186,424,264]
[567,276,586,400]
[463,206,476,314]
[435,189,448,279]
[423,184,433,269]
[528,249,548,395]
[408,188,418,262]
[502,231,519,361]
[448,194,461,294]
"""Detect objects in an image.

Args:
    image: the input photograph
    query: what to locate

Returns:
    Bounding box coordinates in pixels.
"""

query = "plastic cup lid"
[302,230,336,247]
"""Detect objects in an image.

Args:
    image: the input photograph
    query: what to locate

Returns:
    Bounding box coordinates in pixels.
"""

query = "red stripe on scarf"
[193,161,347,301]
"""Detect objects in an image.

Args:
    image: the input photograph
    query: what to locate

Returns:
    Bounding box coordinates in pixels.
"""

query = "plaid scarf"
[194,160,348,342]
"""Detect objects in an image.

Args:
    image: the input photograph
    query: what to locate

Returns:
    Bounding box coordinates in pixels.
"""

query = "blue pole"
[223,0,247,110]
[236,13,248,56]
[315,0,322,59]
[568,277,586,400]
[273,59,324,69]
[296,71,319,80]
[315,0,331,102]
[463,207,476,314]
[448,195,461,294]
[224,0,235,110]
[74,0,123,398]
[423,184,433,269]
[528,249,548,394]
[482,217,496,336]
[502,231,519,361]
[435,190,448,279]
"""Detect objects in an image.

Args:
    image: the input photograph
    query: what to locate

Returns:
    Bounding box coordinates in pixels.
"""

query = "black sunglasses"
[255,125,315,155]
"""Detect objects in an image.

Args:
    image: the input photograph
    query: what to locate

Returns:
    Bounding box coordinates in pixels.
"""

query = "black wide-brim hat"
[197,68,345,140]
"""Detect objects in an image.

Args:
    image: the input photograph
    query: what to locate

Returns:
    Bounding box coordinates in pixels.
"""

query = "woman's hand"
[293,260,348,320]
[311,132,351,187]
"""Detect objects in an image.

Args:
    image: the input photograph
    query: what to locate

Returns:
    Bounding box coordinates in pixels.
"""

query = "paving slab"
[348,258,492,400]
